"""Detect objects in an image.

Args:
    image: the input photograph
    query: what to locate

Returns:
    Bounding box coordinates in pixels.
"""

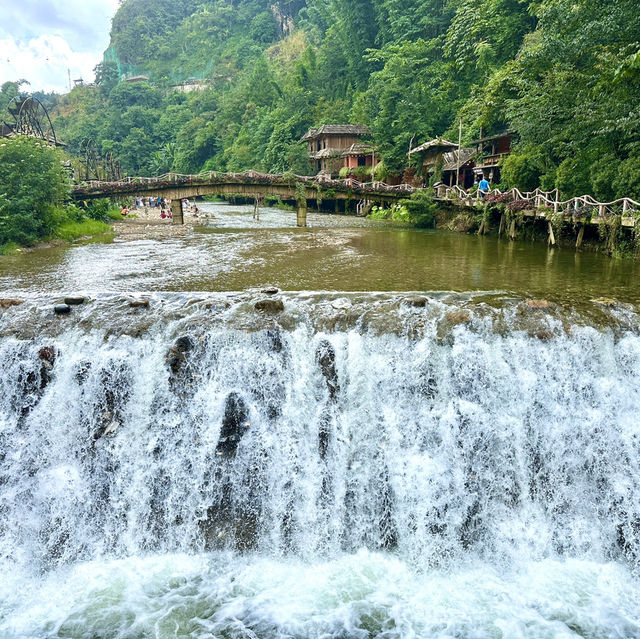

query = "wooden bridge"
[71,170,416,226]
[437,184,640,247]
[71,169,640,242]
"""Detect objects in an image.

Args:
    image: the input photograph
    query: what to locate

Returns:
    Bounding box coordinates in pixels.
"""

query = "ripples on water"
[0,204,639,638]
[0,201,638,303]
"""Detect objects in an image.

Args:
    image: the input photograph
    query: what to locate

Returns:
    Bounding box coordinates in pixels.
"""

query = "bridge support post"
[297,198,307,228]
[171,199,184,225]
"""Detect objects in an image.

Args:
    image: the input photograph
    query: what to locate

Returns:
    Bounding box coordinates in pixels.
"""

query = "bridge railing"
[440,184,640,220]
[77,170,419,196]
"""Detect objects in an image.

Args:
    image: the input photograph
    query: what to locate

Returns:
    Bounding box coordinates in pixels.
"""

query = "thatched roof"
[408,138,458,156]
[342,143,375,156]
[442,147,477,171]
[302,124,371,141]
[471,131,515,145]
[310,148,344,159]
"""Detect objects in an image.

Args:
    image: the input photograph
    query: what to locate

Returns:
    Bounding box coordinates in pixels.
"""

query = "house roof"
[442,147,478,171]
[472,131,516,145]
[408,138,458,156]
[301,124,371,141]
[310,148,344,159]
[342,143,375,156]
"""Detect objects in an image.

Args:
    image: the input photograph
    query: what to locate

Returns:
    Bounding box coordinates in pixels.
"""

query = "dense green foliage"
[0,137,70,246]
[37,0,640,199]
[0,137,114,249]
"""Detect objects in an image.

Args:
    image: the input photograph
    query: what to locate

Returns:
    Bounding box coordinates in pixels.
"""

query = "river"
[0,202,639,638]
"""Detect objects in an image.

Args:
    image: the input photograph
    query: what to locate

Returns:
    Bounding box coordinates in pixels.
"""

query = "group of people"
[119,197,202,220]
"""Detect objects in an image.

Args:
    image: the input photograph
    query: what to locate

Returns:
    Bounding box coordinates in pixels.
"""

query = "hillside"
[50,0,640,200]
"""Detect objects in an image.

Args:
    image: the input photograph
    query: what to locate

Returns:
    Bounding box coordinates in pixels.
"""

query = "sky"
[0,0,120,93]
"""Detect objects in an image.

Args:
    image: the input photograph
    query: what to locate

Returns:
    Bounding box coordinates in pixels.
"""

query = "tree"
[0,137,69,246]
[93,62,120,95]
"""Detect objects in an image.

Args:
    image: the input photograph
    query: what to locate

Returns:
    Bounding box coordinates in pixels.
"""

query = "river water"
[0,202,639,638]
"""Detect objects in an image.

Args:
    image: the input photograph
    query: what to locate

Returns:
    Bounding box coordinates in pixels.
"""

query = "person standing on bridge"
[479,176,490,199]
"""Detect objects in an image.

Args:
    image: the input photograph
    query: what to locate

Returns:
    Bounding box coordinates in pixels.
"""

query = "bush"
[500,146,544,192]
[400,190,438,228]
[0,136,69,246]
[84,199,120,222]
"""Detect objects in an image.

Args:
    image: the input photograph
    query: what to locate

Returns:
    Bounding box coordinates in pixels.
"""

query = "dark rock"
[64,296,86,306]
[54,304,71,315]
[129,299,151,309]
[175,336,195,352]
[405,296,428,308]
[261,286,280,296]
[255,298,285,314]
[265,329,284,353]
[319,412,331,459]
[0,298,24,309]
[167,336,196,375]
[38,346,56,364]
[316,340,339,400]
[216,393,250,457]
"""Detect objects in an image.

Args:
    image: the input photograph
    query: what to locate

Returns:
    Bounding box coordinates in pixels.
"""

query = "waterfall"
[0,294,639,637]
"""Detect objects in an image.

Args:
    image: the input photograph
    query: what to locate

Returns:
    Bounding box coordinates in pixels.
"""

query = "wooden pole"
[548,222,556,247]
[456,117,462,187]
[576,225,585,249]
[297,198,307,228]
[498,212,505,237]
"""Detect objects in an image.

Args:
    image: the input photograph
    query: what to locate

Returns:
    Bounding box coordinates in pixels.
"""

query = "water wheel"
[5,96,58,145]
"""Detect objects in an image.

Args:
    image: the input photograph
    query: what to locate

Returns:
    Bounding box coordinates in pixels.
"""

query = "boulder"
[261,286,280,296]
[129,299,151,309]
[38,346,56,363]
[405,296,428,308]
[64,296,86,306]
[167,336,195,375]
[255,298,285,314]
[54,304,71,315]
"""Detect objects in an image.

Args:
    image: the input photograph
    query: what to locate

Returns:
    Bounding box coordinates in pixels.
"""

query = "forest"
[33,0,640,200]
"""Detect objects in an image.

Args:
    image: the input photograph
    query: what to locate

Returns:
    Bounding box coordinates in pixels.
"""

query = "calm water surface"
[0,201,638,302]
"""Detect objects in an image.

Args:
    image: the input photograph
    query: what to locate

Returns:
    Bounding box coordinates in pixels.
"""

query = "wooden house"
[472,131,516,182]
[302,124,372,175]
[409,138,477,188]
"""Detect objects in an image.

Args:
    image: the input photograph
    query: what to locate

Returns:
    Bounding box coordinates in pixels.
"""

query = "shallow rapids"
[0,294,639,637]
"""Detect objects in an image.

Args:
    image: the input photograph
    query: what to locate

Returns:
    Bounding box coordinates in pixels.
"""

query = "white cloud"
[0,0,120,93]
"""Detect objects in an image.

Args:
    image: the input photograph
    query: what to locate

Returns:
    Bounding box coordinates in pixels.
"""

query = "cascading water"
[0,293,639,638]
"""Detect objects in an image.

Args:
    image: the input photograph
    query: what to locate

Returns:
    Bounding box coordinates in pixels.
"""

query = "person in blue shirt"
[478,176,490,198]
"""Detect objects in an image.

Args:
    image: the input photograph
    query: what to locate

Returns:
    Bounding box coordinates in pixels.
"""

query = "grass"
[0,242,20,256]
[55,219,113,242]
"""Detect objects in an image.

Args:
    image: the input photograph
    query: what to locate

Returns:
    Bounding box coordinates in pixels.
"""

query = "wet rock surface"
[0,298,24,309]
[255,298,285,314]
[64,296,86,306]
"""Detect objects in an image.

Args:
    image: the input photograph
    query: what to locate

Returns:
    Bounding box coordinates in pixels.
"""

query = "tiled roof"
[302,124,371,141]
